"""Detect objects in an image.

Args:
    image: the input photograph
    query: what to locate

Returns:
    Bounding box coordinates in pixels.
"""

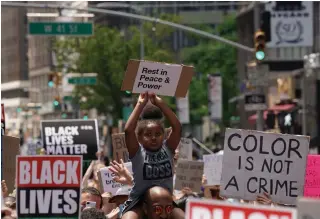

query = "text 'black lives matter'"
[41,119,99,160]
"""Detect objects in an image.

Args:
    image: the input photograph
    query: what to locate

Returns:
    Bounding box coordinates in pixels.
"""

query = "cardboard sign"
[16,155,82,219]
[186,198,297,219]
[304,155,320,197]
[2,135,20,193]
[112,133,129,163]
[297,197,320,219]
[41,119,99,160]
[121,59,194,97]
[178,138,192,160]
[174,160,204,193]
[220,128,310,205]
[203,154,223,185]
[98,162,132,196]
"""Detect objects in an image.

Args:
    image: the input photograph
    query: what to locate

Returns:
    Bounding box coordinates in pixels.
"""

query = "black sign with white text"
[41,119,99,160]
[244,94,267,111]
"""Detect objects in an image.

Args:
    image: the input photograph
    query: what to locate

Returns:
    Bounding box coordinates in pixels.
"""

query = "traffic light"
[254,30,266,62]
[48,72,62,88]
[83,113,88,120]
[53,96,61,107]
[266,111,275,129]
[124,91,132,97]
[61,112,67,119]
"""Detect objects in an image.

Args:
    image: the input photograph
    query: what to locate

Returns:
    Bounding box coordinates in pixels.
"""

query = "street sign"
[28,22,94,36]
[244,94,267,111]
[246,62,269,86]
[68,77,97,85]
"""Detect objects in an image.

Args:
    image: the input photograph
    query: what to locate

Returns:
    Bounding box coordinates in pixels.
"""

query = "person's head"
[81,207,106,219]
[81,187,103,211]
[143,186,174,219]
[137,105,165,151]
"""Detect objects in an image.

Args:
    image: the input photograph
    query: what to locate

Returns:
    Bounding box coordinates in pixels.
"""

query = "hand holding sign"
[138,91,149,105]
[148,92,163,106]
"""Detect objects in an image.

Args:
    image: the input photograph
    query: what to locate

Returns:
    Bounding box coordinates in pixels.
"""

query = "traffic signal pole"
[2,1,254,53]
[253,2,265,131]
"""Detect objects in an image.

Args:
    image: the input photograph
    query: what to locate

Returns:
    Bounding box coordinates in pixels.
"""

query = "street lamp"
[96,2,145,59]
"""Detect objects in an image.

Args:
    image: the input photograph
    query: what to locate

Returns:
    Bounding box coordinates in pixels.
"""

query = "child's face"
[140,122,164,151]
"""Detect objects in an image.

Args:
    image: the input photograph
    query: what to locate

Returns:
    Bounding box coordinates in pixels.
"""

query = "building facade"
[236,2,320,139]
[1,6,29,136]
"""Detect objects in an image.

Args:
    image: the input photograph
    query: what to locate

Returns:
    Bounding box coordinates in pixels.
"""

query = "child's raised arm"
[124,92,148,158]
[149,93,182,152]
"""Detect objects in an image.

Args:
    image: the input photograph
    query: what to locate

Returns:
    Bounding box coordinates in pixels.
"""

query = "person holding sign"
[121,91,183,219]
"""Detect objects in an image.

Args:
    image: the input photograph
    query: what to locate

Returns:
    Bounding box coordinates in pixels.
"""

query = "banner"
[16,155,82,219]
[98,162,132,196]
[265,1,313,47]
[41,119,99,160]
[220,128,309,205]
[186,198,297,219]
[304,155,320,198]
[208,74,222,121]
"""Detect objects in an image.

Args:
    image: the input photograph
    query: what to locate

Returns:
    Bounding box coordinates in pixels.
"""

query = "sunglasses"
[152,205,173,215]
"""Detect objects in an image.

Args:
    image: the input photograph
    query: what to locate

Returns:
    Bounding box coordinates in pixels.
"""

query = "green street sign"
[28,22,94,36]
[68,77,97,85]
[63,96,73,102]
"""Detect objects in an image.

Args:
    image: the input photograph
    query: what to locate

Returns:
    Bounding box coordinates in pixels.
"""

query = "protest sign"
[121,59,194,97]
[304,155,320,198]
[203,154,223,185]
[220,128,309,205]
[178,138,192,160]
[174,160,204,193]
[112,133,129,163]
[41,119,99,160]
[186,198,297,219]
[297,197,320,219]
[2,135,20,193]
[16,155,82,219]
[98,162,133,195]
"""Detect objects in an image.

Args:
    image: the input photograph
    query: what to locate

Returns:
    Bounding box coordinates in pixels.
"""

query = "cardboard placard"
[203,154,223,185]
[16,155,82,219]
[121,59,194,97]
[2,135,20,193]
[174,160,204,193]
[41,119,99,160]
[304,155,320,198]
[186,198,297,219]
[178,138,193,160]
[297,197,320,219]
[112,133,129,163]
[98,162,133,196]
[220,128,310,205]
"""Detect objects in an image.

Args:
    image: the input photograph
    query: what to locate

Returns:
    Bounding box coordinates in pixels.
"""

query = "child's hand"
[149,92,163,106]
[138,91,148,105]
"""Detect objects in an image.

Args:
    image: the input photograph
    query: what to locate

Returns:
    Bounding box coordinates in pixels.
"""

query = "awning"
[248,104,296,124]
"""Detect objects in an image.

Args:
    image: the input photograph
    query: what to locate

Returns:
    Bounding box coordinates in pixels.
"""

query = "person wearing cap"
[109,185,131,207]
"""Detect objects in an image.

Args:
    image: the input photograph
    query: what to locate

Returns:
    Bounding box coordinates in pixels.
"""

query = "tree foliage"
[53,14,180,121]
[182,15,239,126]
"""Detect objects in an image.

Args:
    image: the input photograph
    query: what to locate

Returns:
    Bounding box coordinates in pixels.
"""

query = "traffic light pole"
[2,1,254,53]
[254,2,264,131]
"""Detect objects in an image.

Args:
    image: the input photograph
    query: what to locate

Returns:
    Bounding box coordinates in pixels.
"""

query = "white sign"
[178,138,193,160]
[203,154,223,185]
[265,1,313,47]
[297,197,320,219]
[208,75,222,121]
[99,162,133,196]
[220,128,310,205]
[132,62,182,96]
[176,91,190,124]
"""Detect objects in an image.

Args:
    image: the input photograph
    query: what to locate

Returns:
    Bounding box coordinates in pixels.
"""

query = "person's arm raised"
[124,92,148,158]
[149,93,182,151]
